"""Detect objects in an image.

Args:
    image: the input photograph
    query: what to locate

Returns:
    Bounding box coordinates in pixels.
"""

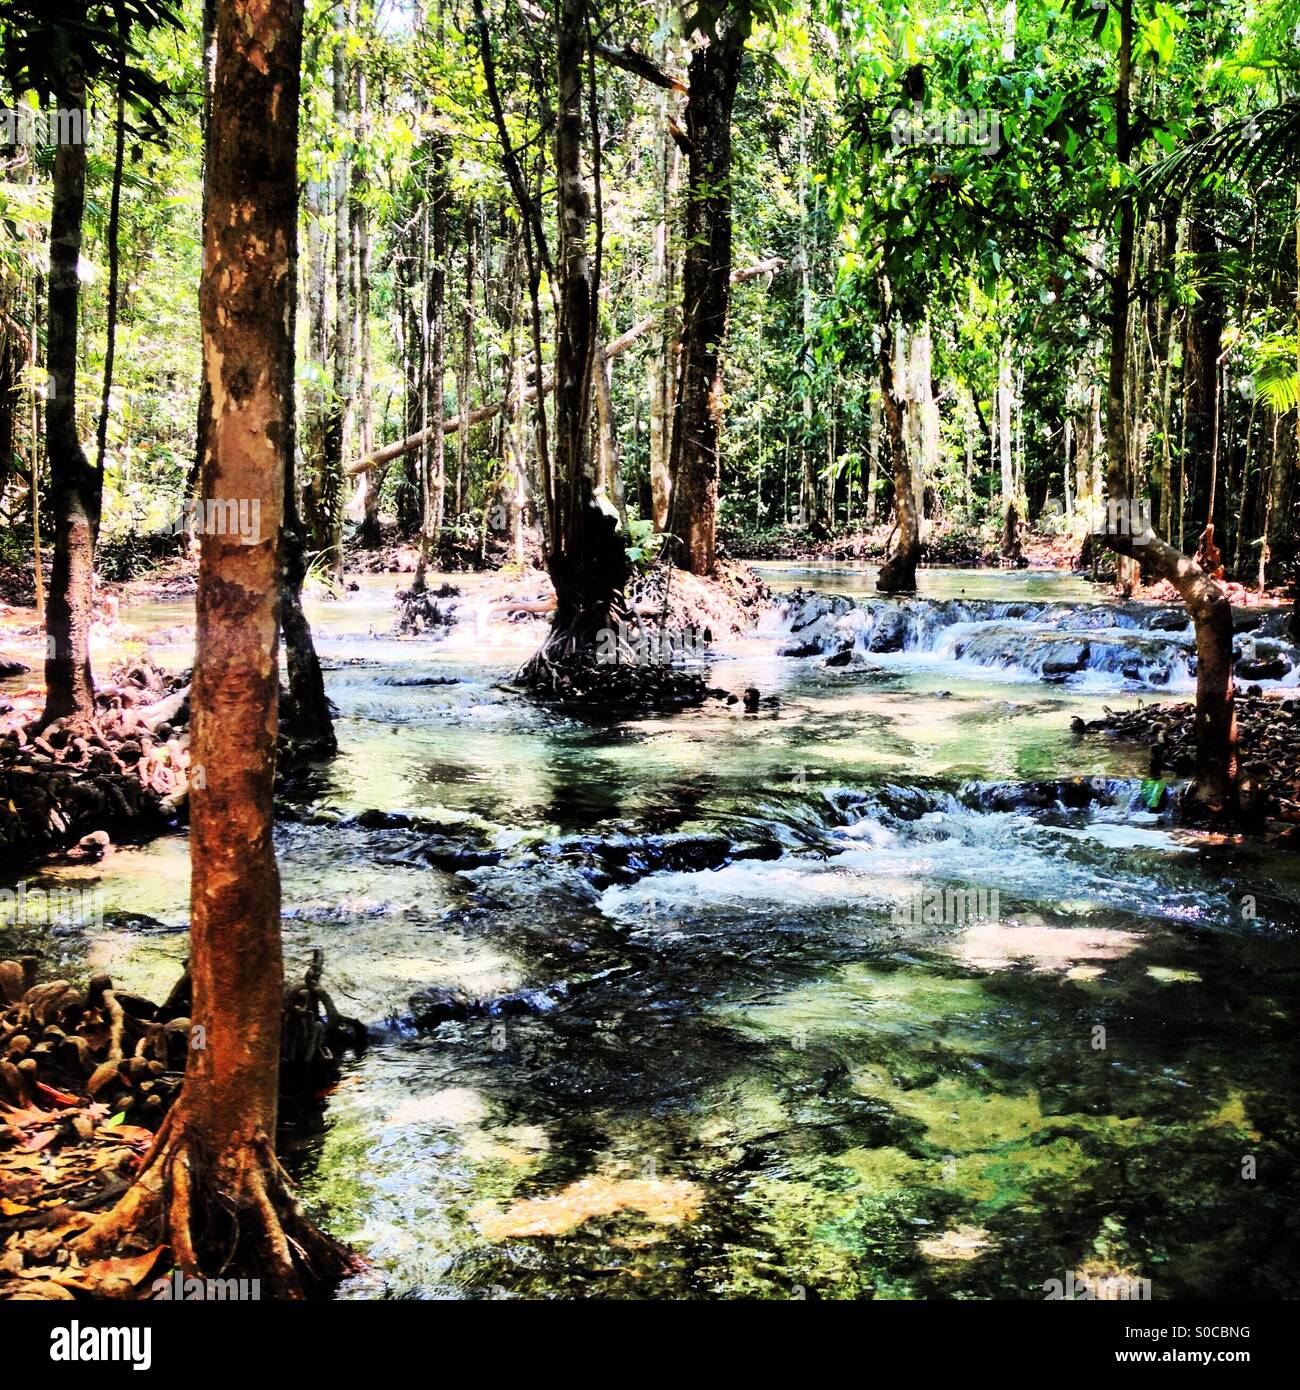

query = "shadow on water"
[11,570,1299,1299]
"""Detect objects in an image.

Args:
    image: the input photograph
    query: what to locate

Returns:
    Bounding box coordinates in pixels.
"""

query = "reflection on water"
[10,568,1300,1299]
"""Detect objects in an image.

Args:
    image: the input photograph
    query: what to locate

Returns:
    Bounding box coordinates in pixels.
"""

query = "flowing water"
[8,567,1300,1299]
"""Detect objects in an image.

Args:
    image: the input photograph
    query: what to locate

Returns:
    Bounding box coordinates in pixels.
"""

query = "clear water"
[9,569,1299,1300]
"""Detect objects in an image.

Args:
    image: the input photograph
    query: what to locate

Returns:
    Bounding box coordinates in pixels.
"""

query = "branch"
[348,258,785,476]
[592,42,687,94]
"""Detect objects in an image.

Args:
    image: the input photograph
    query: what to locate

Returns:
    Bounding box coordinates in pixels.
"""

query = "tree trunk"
[648,7,681,534]
[413,134,449,588]
[314,4,351,585]
[352,19,379,550]
[520,0,629,682]
[41,68,98,726]
[668,8,747,576]
[876,319,919,593]
[1102,0,1236,813]
[94,66,126,489]
[78,0,352,1294]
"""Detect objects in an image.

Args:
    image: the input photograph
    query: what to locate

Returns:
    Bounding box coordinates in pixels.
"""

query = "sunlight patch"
[951,917,1140,973]
[472,1175,703,1240]
[919,1225,996,1262]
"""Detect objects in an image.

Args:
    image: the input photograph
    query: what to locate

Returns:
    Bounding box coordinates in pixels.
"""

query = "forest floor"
[1081,692,1300,829]
[0,952,363,1300]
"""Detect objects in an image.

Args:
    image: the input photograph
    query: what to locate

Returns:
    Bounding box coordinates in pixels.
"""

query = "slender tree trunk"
[78,0,351,1293]
[314,3,351,585]
[352,25,379,550]
[186,0,219,508]
[41,69,98,726]
[95,63,126,489]
[877,312,919,593]
[864,384,879,526]
[668,9,747,576]
[413,135,449,588]
[648,8,681,534]
[454,211,476,521]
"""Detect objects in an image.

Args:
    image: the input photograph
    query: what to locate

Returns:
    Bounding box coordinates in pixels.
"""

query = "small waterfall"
[769,590,1299,692]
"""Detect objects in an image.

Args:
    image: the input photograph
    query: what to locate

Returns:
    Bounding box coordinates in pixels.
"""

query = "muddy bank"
[0,660,192,864]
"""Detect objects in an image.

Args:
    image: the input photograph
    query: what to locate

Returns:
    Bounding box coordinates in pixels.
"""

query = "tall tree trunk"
[454,210,476,522]
[797,99,820,533]
[352,22,379,550]
[648,7,681,533]
[1101,0,1236,813]
[521,0,628,682]
[413,135,449,588]
[186,0,219,507]
[41,68,98,726]
[95,60,126,489]
[997,333,1017,557]
[1182,202,1222,546]
[876,311,919,593]
[668,8,747,576]
[313,3,351,585]
[78,0,351,1293]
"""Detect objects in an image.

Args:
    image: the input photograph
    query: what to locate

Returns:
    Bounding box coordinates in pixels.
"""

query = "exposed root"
[73,1126,358,1299]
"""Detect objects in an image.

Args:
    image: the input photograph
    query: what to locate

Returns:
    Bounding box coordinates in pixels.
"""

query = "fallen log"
[347,258,785,478]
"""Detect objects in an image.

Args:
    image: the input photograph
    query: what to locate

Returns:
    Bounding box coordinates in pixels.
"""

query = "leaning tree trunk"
[1102,0,1237,813]
[520,0,629,686]
[667,9,747,577]
[41,69,98,726]
[77,0,352,1294]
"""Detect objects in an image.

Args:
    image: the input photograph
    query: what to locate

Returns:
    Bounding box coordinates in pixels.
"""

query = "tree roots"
[74,1114,359,1298]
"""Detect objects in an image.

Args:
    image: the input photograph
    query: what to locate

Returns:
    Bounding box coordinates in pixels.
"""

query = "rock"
[1236,657,1288,682]
[824,646,854,667]
[1040,642,1090,678]
[69,830,112,862]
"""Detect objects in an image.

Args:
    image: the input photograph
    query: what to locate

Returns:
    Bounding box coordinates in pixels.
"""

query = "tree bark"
[520,0,629,682]
[667,8,747,576]
[78,0,351,1294]
[648,10,681,533]
[41,67,98,726]
[876,318,919,592]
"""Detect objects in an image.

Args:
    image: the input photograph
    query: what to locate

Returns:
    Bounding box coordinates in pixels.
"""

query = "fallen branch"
[348,258,785,477]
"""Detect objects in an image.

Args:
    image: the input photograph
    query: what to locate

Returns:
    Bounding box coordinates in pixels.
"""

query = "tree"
[667,2,751,576]
[1099,0,1238,812]
[0,1,180,725]
[77,0,351,1293]
[516,0,631,686]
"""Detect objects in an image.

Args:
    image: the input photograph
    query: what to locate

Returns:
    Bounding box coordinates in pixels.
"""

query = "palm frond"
[1143,98,1300,200]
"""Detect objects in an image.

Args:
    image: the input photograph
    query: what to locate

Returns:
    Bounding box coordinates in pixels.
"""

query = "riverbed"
[8,566,1300,1299]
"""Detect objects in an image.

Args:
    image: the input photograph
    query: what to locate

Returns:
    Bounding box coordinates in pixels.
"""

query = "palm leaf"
[1143,98,1300,199]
